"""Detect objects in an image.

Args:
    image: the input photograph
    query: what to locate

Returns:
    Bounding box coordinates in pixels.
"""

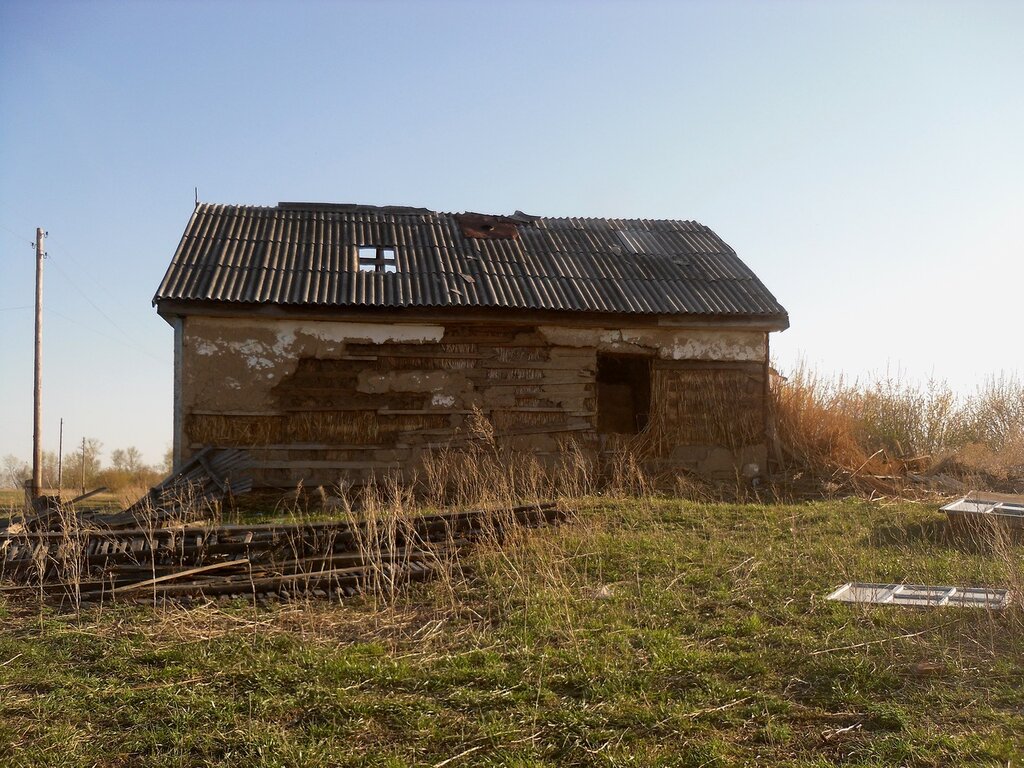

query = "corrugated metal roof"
[154,203,788,322]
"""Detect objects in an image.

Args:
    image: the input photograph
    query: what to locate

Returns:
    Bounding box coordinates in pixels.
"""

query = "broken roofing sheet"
[827,582,1011,610]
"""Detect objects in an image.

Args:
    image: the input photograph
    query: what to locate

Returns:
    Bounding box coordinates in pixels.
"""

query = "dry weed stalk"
[970,518,1024,635]
[54,499,87,616]
[771,364,1024,488]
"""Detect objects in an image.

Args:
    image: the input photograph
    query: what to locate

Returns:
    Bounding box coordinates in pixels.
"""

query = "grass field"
[0,488,128,510]
[1,496,1021,767]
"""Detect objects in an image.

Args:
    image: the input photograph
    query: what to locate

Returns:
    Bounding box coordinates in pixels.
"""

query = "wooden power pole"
[31,227,45,499]
[57,417,64,492]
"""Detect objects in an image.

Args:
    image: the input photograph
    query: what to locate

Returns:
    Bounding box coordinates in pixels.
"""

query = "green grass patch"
[0,497,1021,766]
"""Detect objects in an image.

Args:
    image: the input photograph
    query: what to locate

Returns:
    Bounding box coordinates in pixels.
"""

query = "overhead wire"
[44,306,165,364]
[0,229,165,362]
[44,235,145,315]
[0,222,33,245]
[44,250,162,359]
[0,300,165,363]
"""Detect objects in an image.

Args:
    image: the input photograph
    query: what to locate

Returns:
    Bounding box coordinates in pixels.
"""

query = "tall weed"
[772,364,1024,480]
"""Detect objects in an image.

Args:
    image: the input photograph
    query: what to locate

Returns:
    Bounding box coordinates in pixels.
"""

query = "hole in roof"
[481,224,493,231]
[356,246,398,273]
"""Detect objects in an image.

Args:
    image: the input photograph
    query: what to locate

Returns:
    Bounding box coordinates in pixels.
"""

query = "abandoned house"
[153,202,789,488]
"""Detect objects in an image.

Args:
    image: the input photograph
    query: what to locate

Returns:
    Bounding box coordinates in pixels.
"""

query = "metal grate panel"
[827,582,1010,609]
[941,493,1024,524]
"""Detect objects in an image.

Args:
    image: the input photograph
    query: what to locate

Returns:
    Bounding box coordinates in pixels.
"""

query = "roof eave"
[154,297,789,331]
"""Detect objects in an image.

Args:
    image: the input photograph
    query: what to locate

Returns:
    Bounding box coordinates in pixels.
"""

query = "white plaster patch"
[537,326,604,348]
[620,330,762,362]
[188,336,275,370]
[432,393,456,408]
[233,319,444,350]
[301,321,445,345]
[538,325,763,362]
[662,338,744,361]
[192,318,445,374]
[231,339,276,370]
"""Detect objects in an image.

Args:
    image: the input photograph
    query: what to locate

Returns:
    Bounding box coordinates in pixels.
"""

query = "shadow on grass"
[870,516,1023,554]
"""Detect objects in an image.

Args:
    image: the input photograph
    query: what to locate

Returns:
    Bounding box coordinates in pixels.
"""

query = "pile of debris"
[1,448,565,607]
[6,448,253,533]
[0,503,564,607]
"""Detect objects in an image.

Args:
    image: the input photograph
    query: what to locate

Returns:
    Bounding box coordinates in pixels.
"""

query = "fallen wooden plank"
[69,487,109,505]
[110,559,252,595]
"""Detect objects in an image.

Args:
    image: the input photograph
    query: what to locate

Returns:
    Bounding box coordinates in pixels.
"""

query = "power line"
[0,305,162,360]
[45,307,164,363]
[5,234,164,362]
[46,254,156,355]
[44,237,137,314]
[0,222,33,245]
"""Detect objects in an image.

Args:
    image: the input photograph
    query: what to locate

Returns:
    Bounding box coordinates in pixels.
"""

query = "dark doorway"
[596,354,651,434]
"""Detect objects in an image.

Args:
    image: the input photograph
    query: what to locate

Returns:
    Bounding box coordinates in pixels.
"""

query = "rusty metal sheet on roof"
[154,203,788,321]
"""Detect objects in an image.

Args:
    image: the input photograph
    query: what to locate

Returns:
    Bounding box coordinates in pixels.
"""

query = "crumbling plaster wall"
[178,315,768,485]
[537,326,764,362]
[182,317,446,412]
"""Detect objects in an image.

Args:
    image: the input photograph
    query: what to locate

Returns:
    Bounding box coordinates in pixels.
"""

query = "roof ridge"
[195,201,713,229]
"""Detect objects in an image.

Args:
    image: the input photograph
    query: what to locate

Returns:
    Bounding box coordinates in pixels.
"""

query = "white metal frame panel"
[827,582,1010,609]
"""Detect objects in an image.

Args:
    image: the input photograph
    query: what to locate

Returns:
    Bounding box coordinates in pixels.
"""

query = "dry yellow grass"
[771,364,1024,486]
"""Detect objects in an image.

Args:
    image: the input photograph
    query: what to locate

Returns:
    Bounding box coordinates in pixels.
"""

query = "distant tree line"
[1,443,172,493]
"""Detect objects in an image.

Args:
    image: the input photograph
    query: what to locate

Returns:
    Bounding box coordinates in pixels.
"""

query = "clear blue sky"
[1,0,1021,467]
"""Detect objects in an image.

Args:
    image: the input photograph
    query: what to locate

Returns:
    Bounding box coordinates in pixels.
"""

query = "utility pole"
[57,418,64,493]
[81,437,86,497]
[31,228,45,499]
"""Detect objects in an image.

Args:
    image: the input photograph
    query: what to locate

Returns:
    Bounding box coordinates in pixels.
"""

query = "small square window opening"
[357,246,397,273]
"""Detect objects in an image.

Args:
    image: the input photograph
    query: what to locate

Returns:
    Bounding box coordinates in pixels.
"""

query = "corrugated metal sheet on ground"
[154,203,789,320]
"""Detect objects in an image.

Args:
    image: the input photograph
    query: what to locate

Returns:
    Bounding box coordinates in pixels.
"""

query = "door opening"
[596,354,651,434]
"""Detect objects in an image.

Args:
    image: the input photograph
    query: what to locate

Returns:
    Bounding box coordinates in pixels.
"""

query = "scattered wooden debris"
[93,447,253,529]
[0,502,564,606]
[827,582,1010,609]
[68,487,110,506]
[1,448,252,533]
